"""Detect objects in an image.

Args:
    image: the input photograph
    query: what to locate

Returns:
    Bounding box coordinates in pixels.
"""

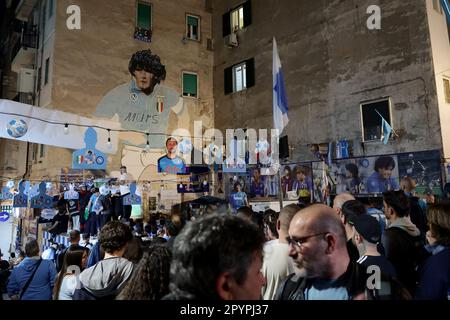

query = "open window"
[360,98,392,142]
[134,1,152,42]
[224,58,255,95]
[186,14,200,41]
[222,0,252,37]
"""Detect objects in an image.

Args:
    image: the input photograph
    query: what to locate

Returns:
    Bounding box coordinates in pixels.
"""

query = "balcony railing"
[134,27,152,42]
[11,27,37,62]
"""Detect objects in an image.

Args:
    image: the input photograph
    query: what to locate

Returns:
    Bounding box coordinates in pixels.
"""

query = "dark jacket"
[98,194,112,215]
[73,257,133,300]
[381,217,426,296]
[415,246,450,300]
[7,257,56,300]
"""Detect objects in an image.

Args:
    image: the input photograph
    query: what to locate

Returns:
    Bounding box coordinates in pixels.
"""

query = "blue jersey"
[230,191,247,210]
[366,172,399,193]
[158,155,186,174]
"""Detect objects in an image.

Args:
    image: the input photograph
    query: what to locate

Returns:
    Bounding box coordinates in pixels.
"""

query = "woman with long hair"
[117,244,171,300]
[53,247,88,300]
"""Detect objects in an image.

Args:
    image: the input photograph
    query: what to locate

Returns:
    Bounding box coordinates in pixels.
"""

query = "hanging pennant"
[123,183,142,205]
[13,180,29,208]
[30,182,53,209]
[72,127,107,170]
[0,186,13,200]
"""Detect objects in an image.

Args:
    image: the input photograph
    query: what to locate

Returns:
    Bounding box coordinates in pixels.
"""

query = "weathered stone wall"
[212,0,442,162]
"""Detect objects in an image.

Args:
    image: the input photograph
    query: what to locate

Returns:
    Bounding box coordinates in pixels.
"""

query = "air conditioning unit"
[17,67,34,93]
[225,32,238,47]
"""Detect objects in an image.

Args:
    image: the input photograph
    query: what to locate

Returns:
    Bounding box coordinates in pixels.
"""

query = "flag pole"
[374,109,399,137]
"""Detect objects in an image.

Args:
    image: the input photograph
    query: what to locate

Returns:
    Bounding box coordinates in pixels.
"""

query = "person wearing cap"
[352,214,397,279]
[340,200,366,262]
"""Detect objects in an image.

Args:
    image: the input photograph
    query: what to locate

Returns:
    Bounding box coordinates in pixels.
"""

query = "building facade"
[1,0,450,189]
[1,0,215,182]
[212,0,450,165]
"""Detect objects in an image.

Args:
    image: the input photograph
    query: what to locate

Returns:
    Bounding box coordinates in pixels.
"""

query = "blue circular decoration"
[178,139,193,154]
[359,159,370,168]
[96,156,105,165]
[6,119,28,138]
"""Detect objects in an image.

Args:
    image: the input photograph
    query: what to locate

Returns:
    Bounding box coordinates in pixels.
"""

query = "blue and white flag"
[273,37,289,134]
[381,118,393,145]
[442,0,450,23]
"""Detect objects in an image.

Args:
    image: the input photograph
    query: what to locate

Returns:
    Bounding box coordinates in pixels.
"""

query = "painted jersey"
[94,80,182,148]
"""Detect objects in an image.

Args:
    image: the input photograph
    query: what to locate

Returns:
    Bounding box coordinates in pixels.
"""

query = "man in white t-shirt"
[262,204,300,300]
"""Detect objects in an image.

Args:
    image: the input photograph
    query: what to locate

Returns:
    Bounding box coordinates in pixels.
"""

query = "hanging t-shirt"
[67,199,80,217]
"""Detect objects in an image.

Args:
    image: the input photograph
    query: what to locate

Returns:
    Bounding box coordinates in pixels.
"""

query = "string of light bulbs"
[0,110,204,140]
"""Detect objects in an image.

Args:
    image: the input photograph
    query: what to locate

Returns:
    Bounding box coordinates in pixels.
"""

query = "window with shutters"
[186,14,200,41]
[444,78,450,104]
[223,1,252,37]
[134,1,152,42]
[224,58,255,95]
[182,72,198,98]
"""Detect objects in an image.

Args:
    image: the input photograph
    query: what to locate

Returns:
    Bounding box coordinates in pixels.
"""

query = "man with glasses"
[275,204,369,300]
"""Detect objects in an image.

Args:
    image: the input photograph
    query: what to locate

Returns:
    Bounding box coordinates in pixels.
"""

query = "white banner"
[0,99,121,154]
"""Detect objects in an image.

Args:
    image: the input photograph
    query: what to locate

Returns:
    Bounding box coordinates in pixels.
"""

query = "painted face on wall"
[134,69,154,91]
[166,139,178,154]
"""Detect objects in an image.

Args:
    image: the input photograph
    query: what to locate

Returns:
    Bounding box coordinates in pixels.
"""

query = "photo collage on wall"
[280,149,442,202]
[222,150,442,202]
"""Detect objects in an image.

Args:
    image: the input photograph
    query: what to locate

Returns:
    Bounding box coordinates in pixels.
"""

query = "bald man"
[275,204,369,300]
[332,193,355,216]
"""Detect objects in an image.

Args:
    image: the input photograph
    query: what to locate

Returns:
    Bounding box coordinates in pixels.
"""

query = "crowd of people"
[1,175,449,301]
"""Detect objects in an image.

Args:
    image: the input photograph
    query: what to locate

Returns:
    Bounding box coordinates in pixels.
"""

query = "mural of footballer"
[94,50,184,149]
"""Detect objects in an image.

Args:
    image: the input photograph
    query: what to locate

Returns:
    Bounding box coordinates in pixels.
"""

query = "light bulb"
[107,129,112,148]
[64,124,69,135]
[145,133,150,151]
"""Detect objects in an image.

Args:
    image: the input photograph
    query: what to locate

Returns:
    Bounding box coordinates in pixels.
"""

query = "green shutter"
[137,3,151,30]
[187,16,198,27]
[183,73,197,96]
